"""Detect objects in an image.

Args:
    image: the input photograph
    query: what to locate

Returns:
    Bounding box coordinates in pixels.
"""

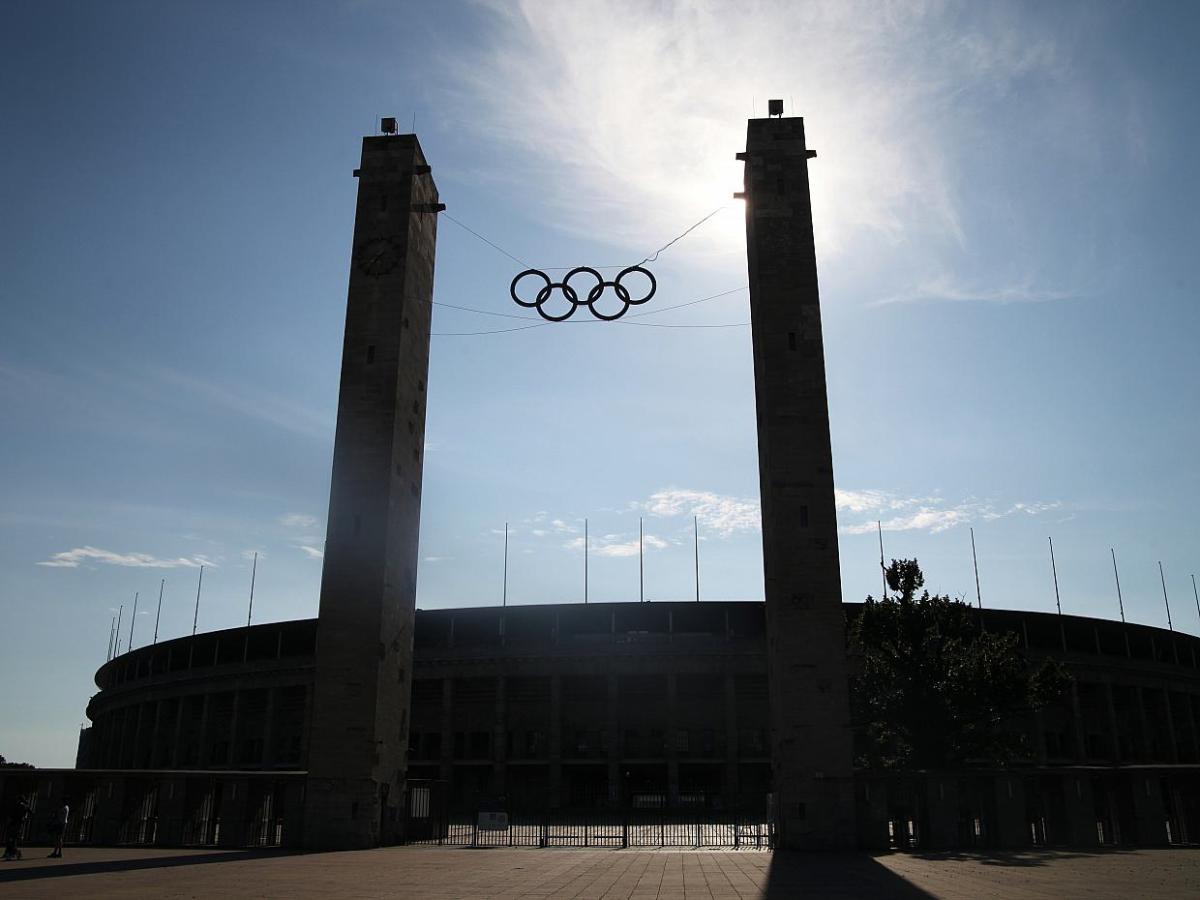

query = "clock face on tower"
[354,237,401,278]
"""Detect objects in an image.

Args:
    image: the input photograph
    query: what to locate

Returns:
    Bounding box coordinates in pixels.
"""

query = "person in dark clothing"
[3,796,31,861]
[48,798,69,858]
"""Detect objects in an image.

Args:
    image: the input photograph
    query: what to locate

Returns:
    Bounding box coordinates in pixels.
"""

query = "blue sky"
[2,0,1198,766]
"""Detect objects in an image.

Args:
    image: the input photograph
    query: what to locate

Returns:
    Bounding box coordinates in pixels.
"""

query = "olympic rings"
[509,265,657,321]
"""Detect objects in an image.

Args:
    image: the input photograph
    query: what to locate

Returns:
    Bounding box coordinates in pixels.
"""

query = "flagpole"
[1159,561,1174,631]
[128,591,139,652]
[502,523,508,608]
[247,552,258,627]
[1049,537,1065,651]
[1111,548,1130,656]
[878,521,887,600]
[193,564,204,636]
[639,517,644,603]
[114,605,123,657]
[970,527,984,631]
[584,518,588,605]
[694,516,700,602]
[153,579,164,644]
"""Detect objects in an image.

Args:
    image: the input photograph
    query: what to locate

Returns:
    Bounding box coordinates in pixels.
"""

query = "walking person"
[48,798,69,858]
[3,796,31,861]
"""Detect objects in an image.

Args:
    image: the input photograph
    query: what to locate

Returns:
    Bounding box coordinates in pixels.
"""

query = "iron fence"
[405,800,772,849]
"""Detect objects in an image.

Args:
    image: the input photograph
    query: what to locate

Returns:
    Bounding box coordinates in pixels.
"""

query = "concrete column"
[666,673,679,803]
[261,687,278,768]
[606,674,620,804]
[740,114,855,848]
[129,703,146,768]
[1190,693,1200,762]
[170,698,186,769]
[1130,771,1168,845]
[439,678,453,784]
[1136,687,1152,760]
[1104,682,1122,764]
[493,675,507,797]
[303,132,441,850]
[1162,689,1180,763]
[298,684,313,769]
[1061,774,1097,847]
[197,693,211,767]
[1069,683,1087,760]
[993,777,1027,850]
[723,673,739,807]
[227,690,242,767]
[549,674,562,808]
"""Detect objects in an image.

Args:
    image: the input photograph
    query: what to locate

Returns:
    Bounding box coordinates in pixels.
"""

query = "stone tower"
[738,113,856,848]
[304,131,442,849]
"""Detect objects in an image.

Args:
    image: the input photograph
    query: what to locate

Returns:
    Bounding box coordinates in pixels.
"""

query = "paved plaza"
[0,845,1197,898]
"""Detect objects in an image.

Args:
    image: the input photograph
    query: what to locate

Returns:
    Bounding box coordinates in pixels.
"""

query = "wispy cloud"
[875,276,1075,306]
[298,545,324,560]
[37,546,214,569]
[455,0,1064,263]
[837,491,1061,535]
[565,533,669,558]
[643,488,760,537]
[279,513,318,529]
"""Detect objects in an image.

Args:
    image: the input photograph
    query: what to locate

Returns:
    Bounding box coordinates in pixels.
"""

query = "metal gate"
[404,781,771,849]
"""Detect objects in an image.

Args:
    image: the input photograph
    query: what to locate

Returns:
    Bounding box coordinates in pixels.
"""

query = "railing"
[406,805,772,849]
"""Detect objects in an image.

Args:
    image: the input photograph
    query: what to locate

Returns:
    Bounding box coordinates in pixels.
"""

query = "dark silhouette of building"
[13,602,1192,849]
[6,115,1197,853]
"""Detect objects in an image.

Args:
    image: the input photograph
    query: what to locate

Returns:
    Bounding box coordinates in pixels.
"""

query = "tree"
[0,755,34,769]
[849,559,1069,770]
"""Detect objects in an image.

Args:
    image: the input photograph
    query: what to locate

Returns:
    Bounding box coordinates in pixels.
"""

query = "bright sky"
[2,1,1198,766]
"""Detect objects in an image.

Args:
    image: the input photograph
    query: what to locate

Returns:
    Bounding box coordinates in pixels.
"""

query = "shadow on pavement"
[908,847,1147,867]
[0,848,293,883]
[763,851,935,898]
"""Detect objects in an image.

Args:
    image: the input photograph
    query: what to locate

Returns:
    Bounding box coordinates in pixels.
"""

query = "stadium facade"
[4,602,1198,849]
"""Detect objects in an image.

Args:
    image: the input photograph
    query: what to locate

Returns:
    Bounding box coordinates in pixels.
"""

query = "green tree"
[850,559,1069,770]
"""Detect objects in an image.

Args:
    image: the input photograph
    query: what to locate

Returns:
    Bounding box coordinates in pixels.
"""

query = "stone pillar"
[170,697,186,769]
[993,777,1026,849]
[739,112,855,848]
[1069,683,1087,760]
[723,674,739,807]
[1061,774,1096,846]
[549,674,563,808]
[439,678,453,784]
[1162,690,1180,763]
[261,687,278,768]
[304,131,441,850]
[197,693,211,767]
[606,674,620,805]
[666,673,679,803]
[494,675,507,798]
[147,700,163,769]
[1136,687,1153,760]
[1105,682,1122,764]
[227,690,242,767]
[1130,771,1168,845]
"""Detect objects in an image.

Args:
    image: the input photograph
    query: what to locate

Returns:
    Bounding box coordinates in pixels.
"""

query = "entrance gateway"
[302,110,855,850]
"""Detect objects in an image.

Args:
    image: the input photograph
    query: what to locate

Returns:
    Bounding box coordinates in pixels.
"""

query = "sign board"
[477,811,509,831]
